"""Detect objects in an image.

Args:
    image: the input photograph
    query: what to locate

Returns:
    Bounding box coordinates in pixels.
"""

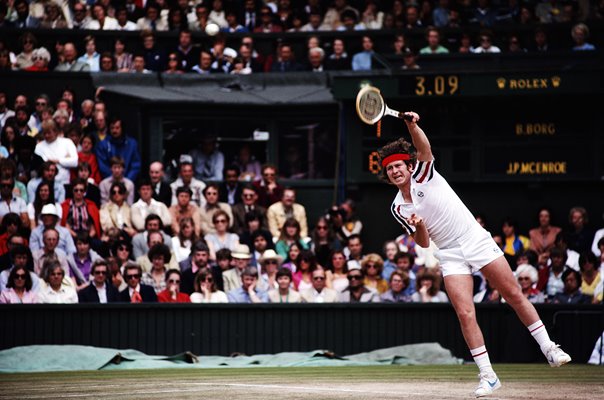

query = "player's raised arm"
[403,112,433,162]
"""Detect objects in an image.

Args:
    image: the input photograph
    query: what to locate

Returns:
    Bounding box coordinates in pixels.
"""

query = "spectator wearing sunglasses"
[119,262,157,303]
[24,47,51,72]
[78,259,120,303]
[301,267,338,303]
[361,253,388,294]
[338,269,380,303]
[253,164,283,209]
[199,184,232,235]
[100,181,136,237]
[232,185,267,236]
[310,216,342,269]
[0,265,37,303]
[60,178,100,240]
[190,267,227,303]
[15,32,37,69]
[204,210,239,261]
[0,244,38,293]
[158,269,190,303]
[471,30,501,54]
[71,2,91,29]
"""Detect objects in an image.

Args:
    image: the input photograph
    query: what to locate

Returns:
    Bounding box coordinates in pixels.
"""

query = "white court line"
[1,381,473,399]
[195,382,426,396]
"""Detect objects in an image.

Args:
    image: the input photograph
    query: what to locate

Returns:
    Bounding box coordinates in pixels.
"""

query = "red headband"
[381,153,411,167]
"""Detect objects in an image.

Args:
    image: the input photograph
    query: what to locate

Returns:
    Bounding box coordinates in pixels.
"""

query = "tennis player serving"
[379,112,571,397]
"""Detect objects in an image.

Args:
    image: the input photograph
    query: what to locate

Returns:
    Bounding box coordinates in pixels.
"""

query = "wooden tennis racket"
[355,86,413,125]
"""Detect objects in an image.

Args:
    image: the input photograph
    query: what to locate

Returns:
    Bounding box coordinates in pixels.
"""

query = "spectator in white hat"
[257,249,283,291]
[29,204,76,255]
[24,47,51,72]
[222,243,251,293]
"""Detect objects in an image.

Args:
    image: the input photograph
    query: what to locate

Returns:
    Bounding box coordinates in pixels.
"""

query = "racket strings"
[360,94,382,120]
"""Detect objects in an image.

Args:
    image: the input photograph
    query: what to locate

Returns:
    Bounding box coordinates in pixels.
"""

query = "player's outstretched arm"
[403,112,433,162]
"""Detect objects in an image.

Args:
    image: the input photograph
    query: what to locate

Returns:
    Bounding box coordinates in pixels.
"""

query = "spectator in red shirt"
[158,269,191,303]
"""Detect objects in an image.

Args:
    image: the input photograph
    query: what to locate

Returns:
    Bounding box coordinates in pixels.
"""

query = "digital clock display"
[400,75,461,96]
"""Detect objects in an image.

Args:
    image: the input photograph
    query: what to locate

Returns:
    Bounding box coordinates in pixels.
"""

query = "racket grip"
[400,113,413,122]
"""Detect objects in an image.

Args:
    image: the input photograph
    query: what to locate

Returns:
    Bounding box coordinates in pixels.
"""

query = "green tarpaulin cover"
[0,343,462,373]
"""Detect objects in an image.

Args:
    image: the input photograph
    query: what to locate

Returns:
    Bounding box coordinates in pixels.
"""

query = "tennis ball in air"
[205,23,220,36]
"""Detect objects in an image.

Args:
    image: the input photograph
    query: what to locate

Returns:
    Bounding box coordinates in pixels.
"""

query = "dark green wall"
[1,304,601,363]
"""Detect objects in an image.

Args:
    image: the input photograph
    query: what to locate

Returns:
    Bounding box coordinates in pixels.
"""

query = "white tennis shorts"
[435,228,504,277]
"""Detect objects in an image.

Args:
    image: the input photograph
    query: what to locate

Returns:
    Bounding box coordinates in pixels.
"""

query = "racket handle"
[385,107,414,122]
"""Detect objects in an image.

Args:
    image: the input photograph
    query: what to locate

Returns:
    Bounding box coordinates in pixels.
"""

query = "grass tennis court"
[0,364,601,399]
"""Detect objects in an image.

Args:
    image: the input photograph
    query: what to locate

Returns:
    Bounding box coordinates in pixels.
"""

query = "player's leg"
[444,274,500,397]
[481,256,571,367]
[444,274,485,348]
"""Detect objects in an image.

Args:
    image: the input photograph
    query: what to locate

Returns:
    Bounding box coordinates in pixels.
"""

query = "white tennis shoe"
[474,372,501,398]
[543,343,572,367]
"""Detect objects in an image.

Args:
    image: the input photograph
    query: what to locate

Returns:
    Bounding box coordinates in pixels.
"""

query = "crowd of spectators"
[0,0,601,74]
[0,89,602,305]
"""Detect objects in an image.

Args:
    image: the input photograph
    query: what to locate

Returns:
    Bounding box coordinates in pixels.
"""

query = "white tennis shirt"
[390,160,480,250]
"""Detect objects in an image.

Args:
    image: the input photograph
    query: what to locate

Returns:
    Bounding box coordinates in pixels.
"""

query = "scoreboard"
[333,70,602,183]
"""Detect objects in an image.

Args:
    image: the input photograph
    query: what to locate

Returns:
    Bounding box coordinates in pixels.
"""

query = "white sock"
[471,345,495,375]
[528,320,554,350]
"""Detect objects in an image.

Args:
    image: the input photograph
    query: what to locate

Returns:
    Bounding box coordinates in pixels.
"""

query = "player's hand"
[406,213,424,227]
[403,112,420,124]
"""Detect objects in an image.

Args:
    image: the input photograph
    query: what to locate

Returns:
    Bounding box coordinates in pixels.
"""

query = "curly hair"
[148,244,172,264]
[360,253,384,276]
[376,138,416,183]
